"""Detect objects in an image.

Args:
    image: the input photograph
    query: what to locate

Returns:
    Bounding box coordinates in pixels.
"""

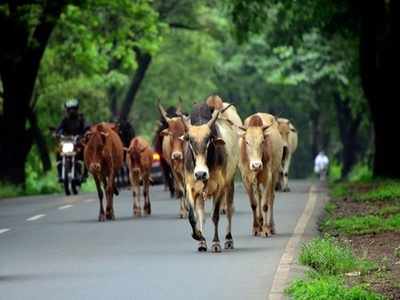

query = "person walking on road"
[314,150,329,181]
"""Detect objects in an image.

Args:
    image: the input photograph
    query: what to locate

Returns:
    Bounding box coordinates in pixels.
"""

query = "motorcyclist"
[56,99,88,182]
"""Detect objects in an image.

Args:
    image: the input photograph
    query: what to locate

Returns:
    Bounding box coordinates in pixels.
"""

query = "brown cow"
[238,113,283,237]
[158,103,188,218]
[83,123,124,221]
[181,100,241,253]
[126,136,153,216]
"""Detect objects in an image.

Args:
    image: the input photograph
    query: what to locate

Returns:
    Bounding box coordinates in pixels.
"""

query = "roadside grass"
[329,180,400,203]
[0,182,24,199]
[287,237,381,300]
[323,214,400,235]
[287,276,385,300]
[299,237,377,276]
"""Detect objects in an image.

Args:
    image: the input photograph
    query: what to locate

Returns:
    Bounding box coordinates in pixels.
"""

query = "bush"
[287,276,385,300]
[299,237,376,275]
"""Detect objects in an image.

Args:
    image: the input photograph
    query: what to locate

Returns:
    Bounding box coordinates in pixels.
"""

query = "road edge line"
[268,184,318,300]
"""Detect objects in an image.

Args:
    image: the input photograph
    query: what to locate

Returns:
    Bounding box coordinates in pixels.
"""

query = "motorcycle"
[57,135,84,195]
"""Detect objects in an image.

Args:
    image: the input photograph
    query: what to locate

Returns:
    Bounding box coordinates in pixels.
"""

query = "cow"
[153,106,180,198]
[238,113,284,237]
[181,97,242,252]
[277,118,298,192]
[126,136,153,216]
[157,103,188,218]
[83,123,124,221]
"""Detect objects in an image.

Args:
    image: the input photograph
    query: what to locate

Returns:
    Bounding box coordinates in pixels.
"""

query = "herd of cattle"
[81,95,298,252]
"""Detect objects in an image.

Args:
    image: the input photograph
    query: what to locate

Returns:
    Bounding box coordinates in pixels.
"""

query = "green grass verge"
[299,237,376,275]
[286,237,382,299]
[323,214,400,235]
[356,181,400,202]
[287,276,385,300]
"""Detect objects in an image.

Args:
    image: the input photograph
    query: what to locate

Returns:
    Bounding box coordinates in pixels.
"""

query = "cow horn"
[262,124,271,131]
[207,110,220,128]
[100,131,109,137]
[178,113,190,132]
[177,97,183,114]
[220,103,233,114]
[157,99,171,123]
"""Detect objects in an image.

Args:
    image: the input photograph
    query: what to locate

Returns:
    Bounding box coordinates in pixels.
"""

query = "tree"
[0,1,74,184]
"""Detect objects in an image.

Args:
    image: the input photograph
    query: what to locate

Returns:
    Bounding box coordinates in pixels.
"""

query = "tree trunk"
[334,93,361,179]
[120,49,152,119]
[0,2,65,184]
[360,0,400,178]
[309,109,321,159]
[28,110,51,173]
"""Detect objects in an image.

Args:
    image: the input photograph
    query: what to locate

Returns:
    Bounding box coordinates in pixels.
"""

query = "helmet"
[65,98,79,109]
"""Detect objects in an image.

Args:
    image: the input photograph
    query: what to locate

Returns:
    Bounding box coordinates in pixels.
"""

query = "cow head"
[158,103,186,161]
[85,124,109,174]
[238,124,271,172]
[127,139,148,173]
[277,119,291,145]
[181,111,225,181]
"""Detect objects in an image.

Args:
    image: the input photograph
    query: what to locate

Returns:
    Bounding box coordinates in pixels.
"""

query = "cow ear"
[213,138,225,146]
[160,129,170,137]
[290,128,297,133]
[237,126,246,137]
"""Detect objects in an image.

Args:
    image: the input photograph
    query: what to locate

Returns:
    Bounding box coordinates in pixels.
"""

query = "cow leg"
[133,180,141,216]
[143,175,151,216]
[105,176,115,220]
[283,154,292,192]
[186,188,203,241]
[261,171,275,237]
[195,195,207,252]
[266,175,277,234]
[211,197,222,253]
[244,180,260,236]
[255,182,264,234]
[224,181,234,250]
[95,177,106,222]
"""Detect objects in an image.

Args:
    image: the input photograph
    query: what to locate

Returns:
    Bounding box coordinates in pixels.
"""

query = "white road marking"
[58,204,73,210]
[268,185,318,300]
[0,228,10,234]
[84,199,95,203]
[26,214,46,222]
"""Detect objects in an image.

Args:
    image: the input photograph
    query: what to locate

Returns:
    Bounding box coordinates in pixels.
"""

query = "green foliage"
[323,214,400,235]
[330,183,349,198]
[299,237,376,276]
[329,160,342,182]
[286,276,385,300]
[348,164,373,182]
[356,181,400,202]
[0,183,24,199]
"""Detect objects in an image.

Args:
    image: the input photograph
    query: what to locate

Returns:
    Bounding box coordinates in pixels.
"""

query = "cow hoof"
[211,242,221,253]
[224,239,234,250]
[98,214,106,222]
[133,209,141,217]
[252,227,260,236]
[106,213,115,220]
[198,241,207,252]
[220,209,226,215]
[143,205,151,216]
[180,211,188,219]
[283,187,290,192]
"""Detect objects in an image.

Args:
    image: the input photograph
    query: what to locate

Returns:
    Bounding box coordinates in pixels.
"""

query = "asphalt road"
[0,180,322,300]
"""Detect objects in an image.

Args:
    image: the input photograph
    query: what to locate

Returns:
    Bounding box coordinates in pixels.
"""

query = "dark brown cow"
[126,136,153,216]
[83,123,124,221]
[158,103,188,218]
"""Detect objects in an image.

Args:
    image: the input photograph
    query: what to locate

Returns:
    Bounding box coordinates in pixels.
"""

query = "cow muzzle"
[250,160,263,171]
[89,163,101,173]
[171,151,183,161]
[194,166,209,181]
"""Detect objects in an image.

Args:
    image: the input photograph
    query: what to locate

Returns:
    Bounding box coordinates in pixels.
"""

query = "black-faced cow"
[181,100,242,252]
